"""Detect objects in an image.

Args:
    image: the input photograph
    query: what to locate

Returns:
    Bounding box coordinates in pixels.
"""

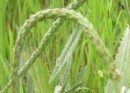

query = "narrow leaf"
[49,26,83,83]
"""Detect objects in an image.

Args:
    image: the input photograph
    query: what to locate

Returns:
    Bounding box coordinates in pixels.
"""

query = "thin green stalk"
[17,8,111,81]
[1,8,111,93]
[1,0,86,92]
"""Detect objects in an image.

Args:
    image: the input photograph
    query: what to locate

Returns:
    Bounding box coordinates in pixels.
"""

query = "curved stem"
[1,0,87,92]
[1,8,111,93]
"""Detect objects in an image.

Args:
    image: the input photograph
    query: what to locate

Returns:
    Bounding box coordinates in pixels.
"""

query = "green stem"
[1,8,110,92]
[1,0,86,92]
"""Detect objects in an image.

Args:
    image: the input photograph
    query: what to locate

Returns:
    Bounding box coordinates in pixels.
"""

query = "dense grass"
[0,0,130,93]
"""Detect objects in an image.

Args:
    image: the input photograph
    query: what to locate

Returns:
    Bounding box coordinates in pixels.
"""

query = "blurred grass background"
[0,0,130,93]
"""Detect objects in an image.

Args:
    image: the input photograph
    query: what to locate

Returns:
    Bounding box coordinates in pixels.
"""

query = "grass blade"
[115,27,130,87]
[105,26,130,93]
[49,26,83,83]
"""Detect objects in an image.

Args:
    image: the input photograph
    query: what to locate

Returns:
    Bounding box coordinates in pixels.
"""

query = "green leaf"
[115,27,130,87]
[49,26,83,84]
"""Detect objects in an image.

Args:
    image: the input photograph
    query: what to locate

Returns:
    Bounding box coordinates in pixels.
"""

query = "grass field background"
[0,0,130,93]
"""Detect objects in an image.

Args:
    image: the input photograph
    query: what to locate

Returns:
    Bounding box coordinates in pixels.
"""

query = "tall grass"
[0,0,130,93]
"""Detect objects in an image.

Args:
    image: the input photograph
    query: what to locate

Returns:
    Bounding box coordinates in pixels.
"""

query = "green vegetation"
[0,0,130,93]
